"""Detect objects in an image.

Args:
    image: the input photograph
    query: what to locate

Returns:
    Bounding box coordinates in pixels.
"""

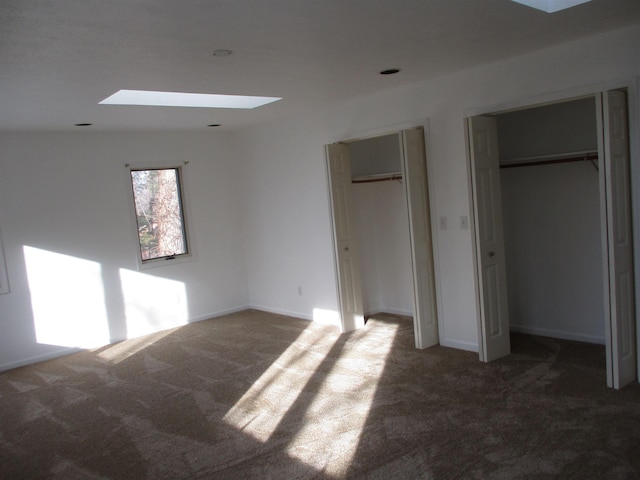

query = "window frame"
[126,162,194,270]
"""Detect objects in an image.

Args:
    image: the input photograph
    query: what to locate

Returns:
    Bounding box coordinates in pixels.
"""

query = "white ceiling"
[2,0,639,132]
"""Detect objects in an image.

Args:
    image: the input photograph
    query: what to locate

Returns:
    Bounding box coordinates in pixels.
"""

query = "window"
[130,167,190,263]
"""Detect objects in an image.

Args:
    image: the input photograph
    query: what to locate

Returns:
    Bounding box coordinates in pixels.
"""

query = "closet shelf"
[352,172,403,184]
[500,150,598,169]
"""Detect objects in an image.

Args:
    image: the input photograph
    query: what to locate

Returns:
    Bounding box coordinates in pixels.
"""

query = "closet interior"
[347,134,414,318]
[495,97,606,345]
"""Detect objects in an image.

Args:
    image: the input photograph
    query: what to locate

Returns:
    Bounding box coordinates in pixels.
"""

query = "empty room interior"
[2,1,640,478]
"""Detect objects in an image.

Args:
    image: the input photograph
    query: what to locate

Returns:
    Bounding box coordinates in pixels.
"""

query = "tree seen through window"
[131,168,188,261]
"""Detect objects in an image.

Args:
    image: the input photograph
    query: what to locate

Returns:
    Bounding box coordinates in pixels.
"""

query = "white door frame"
[466,78,640,386]
[325,125,440,348]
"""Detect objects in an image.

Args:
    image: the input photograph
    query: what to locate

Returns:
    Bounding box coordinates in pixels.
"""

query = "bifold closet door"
[600,90,637,389]
[401,128,439,348]
[468,115,511,362]
[326,143,365,332]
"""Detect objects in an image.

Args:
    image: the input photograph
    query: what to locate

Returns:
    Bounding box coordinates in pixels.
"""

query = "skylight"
[512,0,591,13]
[99,89,281,109]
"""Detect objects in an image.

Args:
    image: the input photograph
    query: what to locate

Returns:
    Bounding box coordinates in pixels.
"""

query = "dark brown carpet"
[1,309,639,479]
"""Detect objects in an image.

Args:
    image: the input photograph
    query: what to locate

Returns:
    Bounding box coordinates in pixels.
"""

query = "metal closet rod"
[351,173,403,184]
[499,151,598,169]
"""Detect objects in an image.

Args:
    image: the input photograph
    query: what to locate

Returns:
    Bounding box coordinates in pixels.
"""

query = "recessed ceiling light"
[511,0,591,13]
[74,123,93,127]
[380,69,401,75]
[99,90,281,109]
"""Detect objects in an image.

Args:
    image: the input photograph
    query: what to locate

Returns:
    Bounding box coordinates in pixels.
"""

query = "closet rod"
[352,173,403,184]
[500,152,598,169]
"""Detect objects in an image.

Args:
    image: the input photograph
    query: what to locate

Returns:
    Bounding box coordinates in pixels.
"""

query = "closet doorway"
[468,90,637,388]
[325,127,438,349]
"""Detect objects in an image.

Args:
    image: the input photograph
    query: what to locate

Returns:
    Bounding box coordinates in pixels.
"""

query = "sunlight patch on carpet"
[222,325,338,443]
[95,329,177,364]
[285,321,400,476]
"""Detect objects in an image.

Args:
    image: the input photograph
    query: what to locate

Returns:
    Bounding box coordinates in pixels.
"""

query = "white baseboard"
[248,304,313,321]
[188,304,251,323]
[2,305,489,372]
[510,324,605,345]
[0,347,83,372]
[440,338,479,353]
[248,305,416,323]
[365,307,414,317]
[0,304,254,372]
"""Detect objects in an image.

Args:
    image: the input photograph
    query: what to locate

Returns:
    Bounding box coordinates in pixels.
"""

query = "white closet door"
[468,116,510,362]
[326,143,365,332]
[401,128,438,348]
[601,90,637,389]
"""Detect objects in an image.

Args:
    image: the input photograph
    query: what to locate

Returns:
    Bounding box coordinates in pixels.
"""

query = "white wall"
[497,98,604,344]
[352,181,413,316]
[0,132,249,370]
[352,183,381,314]
[349,134,402,178]
[502,162,604,343]
[236,24,640,351]
[497,97,598,160]
[234,119,341,323]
